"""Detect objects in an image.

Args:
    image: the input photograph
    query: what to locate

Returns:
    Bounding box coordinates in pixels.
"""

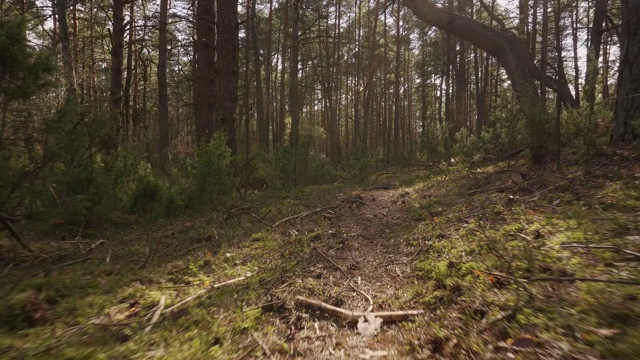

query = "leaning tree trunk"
[611,0,640,143]
[402,0,574,163]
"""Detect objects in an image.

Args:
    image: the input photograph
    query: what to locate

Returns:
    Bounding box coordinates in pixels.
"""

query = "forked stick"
[294,296,423,324]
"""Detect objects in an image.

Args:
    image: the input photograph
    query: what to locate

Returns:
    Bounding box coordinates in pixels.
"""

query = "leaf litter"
[1,149,640,358]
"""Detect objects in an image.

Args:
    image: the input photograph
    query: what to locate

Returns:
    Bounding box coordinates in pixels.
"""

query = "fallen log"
[294,296,423,324]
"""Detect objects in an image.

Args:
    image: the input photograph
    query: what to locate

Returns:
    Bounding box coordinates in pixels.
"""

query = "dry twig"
[313,246,346,272]
[348,280,373,312]
[164,274,251,315]
[560,243,640,260]
[272,206,335,227]
[294,296,423,324]
[250,331,275,360]
[144,295,166,334]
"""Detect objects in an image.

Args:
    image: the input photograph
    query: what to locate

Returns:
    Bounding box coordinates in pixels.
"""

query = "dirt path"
[280,184,426,359]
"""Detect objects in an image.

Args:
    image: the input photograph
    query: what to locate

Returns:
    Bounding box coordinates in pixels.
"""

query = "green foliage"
[479,103,526,159]
[561,103,612,156]
[453,128,482,161]
[419,124,452,162]
[0,18,55,103]
[188,135,237,207]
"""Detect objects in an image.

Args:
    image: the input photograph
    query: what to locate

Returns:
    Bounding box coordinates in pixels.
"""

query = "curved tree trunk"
[611,0,640,143]
[402,0,574,163]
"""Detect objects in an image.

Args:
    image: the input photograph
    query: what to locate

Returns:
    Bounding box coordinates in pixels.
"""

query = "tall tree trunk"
[276,0,289,148]
[570,1,581,106]
[109,0,125,152]
[584,0,608,112]
[158,0,169,166]
[55,0,76,98]
[123,0,135,145]
[611,0,640,143]
[213,0,239,154]
[393,3,402,158]
[265,0,274,152]
[194,0,216,147]
[288,0,301,150]
[250,0,267,149]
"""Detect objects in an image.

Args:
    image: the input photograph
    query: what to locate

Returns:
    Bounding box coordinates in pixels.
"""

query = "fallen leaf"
[510,336,536,349]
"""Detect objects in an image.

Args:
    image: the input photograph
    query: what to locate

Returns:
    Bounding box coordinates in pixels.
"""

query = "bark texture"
[611,0,640,143]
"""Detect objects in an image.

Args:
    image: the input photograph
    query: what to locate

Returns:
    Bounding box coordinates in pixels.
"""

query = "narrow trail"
[280,182,428,359]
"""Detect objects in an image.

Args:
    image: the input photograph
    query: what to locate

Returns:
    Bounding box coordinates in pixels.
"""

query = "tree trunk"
[393,3,402,158]
[584,0,608,111]
[288,0,301,150]
[194,0,216,147]
[158,0,170,166]
[611,0,640,143]
[109,0,125,152]
[276,0,289,148]
[55,0,76,98]
[213,0,239,154]
[123,0,135,145]
[250,0,267,149]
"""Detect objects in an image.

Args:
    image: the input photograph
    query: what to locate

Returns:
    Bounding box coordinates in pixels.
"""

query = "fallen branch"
[272,206,335,228]
[0,212,33,253]
[524,276,640,286]
[164,274,251,315]
[241,211,272,226]
[84,239,106,253]
[250,331,275,360]
[313,246,346,272]
[144,295,166,334]
[50,256,91,270]
[294,296,423,324]
[560,243,640,260]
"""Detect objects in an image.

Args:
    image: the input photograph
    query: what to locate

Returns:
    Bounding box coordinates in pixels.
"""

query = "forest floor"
[2,148,640,359]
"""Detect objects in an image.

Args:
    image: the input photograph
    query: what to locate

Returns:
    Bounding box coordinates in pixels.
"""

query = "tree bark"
[123,0,135,144]
[250,0,267,150]
[55,0,76,98]
[288,0,301,150]
[194,0,216,147]
[158,0,169,166]
[611,0,640,143]
[109,0,125,152]
[584,0,608,111]
[213,0,239,154]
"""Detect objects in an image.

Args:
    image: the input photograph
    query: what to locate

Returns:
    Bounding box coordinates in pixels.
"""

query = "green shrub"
[187,135,237,207]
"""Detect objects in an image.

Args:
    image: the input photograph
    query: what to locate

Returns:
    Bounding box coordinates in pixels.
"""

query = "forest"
[1,0,640,358]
